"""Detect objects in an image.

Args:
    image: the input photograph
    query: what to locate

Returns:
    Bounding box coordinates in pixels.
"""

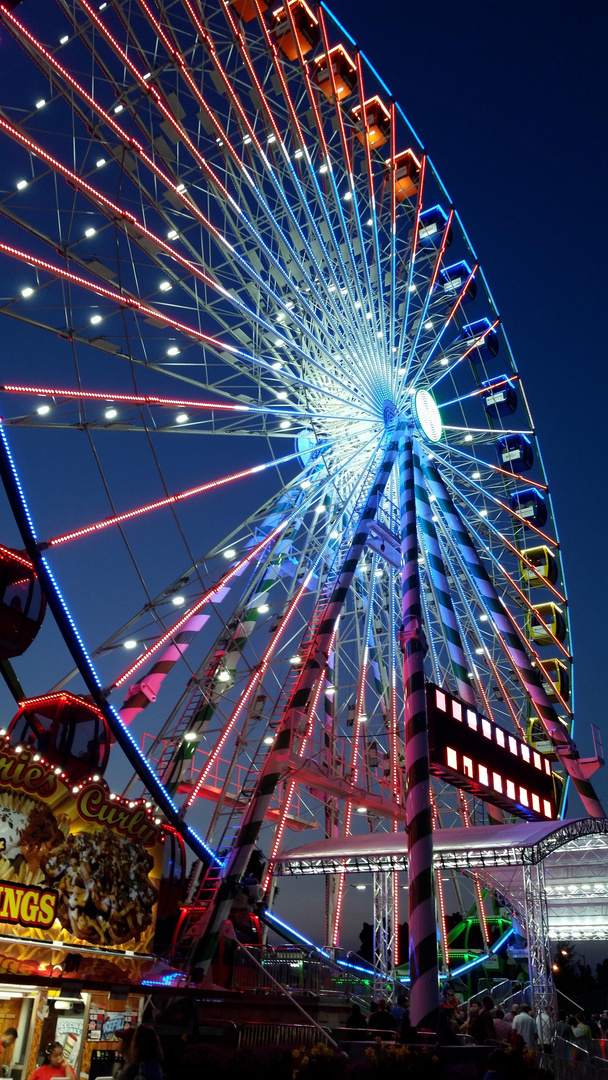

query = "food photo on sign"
[0,740,163,954]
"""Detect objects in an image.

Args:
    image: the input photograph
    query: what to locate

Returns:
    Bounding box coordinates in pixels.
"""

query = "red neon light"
[0,240,239,355]
[17,691,105,721]
[2,384,248,412]
[0,544,33,570]
[48,461,270,546]
[114,520,288,688]
[185,564,317,807]
[427,209,455,296]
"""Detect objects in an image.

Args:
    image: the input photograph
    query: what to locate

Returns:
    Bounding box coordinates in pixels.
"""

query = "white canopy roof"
[272,818,608,941]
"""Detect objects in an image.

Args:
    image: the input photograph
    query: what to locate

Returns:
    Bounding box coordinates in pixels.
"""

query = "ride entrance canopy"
[0,0,602,1007]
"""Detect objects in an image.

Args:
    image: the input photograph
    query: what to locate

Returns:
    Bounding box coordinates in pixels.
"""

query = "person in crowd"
[589,1014,601,1038]
[482,1047,509,1080]
[506,1004,520,1024]
[536,1006,552,1053]
[28,1043,75,1080]
[397,1005,417,1044]
[492,1007,512,1042]
[344,1003,367,1038]
[1,1030,18,1078]
[572,1013,592,1053]
[370,999,396,1033]
[554,1011,574,1057]
[390,995,407,1025]
[129,1027,163,1080]
[467,1001,496,1044]
[113,1029,136,1080]
[511,1004,536,1049]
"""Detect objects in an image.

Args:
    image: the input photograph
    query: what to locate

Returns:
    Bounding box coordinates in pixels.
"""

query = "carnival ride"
[0,0,603,1022]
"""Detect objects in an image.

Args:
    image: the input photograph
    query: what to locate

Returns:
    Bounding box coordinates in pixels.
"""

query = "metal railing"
[238,1023,331,1050]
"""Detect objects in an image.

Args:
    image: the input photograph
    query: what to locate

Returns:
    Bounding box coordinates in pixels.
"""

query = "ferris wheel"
[0,0,602,1021]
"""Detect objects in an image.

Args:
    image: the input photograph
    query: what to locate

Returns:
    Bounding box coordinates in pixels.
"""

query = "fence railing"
[237,1023,331,1050]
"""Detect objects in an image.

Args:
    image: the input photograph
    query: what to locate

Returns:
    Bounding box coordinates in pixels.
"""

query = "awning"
[272,817,608,941]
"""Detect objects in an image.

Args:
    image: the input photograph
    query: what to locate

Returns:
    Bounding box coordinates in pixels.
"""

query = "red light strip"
[458,790,490,946]
[0,544,33,570]
[1,383,248,412]
[441,262,479,333]
[0,5,228,242]
[185,564,318,808]
[483,656,525,739]
[17,691,105,721]
[534,656,570,714]
[427,208,455,296]
[0,239,241,355]
[432,799,450,966]
[46,461,276,546]
[113,520,288,688]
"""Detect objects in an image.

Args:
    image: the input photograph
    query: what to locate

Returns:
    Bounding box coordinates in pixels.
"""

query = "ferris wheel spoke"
[246,5,382,370]
[407,262,479,393]
[398,206,454,389]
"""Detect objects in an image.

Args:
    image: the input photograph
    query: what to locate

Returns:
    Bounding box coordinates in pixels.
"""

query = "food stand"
[0,738,180,1080]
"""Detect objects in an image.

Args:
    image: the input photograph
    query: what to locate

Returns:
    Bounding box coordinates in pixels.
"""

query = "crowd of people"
[343,993,608,1053]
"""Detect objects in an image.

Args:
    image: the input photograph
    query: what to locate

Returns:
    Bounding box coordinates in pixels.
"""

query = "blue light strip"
[0,419,225,869]
[263,909,331,959]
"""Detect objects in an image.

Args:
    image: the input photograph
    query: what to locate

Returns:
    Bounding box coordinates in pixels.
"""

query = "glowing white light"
[37,405,50,415]
[167,229,178,240]
[224,548,236,558]
[276,391,288,400]
[35,99,46,110]
[472,471,481,479]
[319,163,328,174]
[114,104,124,114]
[172,595,185,606]
[289,655,302,665]
[104,408,118,419]
[280,420,291,429]
[96,158,106,168]
[90,314,102,324]
[60,35,69,44]
[257,604,269,614]
[267,134,276,143]
[414,388,443,442]
[184,732,198,741]
[272,361,283,370]
[176,413,188,424]
[480,509,488,517]
[176,183,186,193]
[356,806,367,814]
[263,736,274,745]
[330,530,339,539]
[159,281,172,291]
[16,179,28,190]
[464,433,473,442]
[217,670,231,683]
[167,346,180,356]
[124,639,137,649]
[294,149,303,158]
[343,191,352,201]
[85,227,96,237]
[355,884,366,890]
[21,287,34,298]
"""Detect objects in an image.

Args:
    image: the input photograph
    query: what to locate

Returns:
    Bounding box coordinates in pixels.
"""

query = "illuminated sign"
[414,389,443,442]
[0,880,57,928]
[426,683,559,820]
[0,741,163,953]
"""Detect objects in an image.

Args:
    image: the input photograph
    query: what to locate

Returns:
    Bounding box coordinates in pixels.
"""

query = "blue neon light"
[263,910,331,958]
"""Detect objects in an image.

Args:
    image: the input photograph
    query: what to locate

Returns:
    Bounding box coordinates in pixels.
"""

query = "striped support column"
[189,426,404,975]
[121,492,300,734]
[399,435,439,1030]
[421,454,605,818]
[119,610,210,727]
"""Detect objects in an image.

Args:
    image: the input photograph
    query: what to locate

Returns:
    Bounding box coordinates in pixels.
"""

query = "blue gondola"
[510,488,547,528]
[459,318,499,360]
[439,261,477,302]
[417,206,452,247]
[497,433,533,472]
[481,375,518,417]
